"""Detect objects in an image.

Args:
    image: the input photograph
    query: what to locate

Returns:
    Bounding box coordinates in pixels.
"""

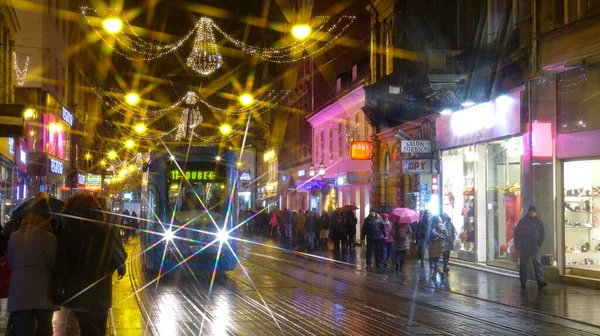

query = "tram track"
[239,244,599,336]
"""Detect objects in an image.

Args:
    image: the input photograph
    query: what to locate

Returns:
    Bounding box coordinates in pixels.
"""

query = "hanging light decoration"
[81,6,355,66]
[186,18,222,76]
[175,92,204,141]
[13,52,30,86]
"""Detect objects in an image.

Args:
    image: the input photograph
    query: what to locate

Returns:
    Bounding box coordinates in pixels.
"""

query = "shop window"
[329,126,333,160]
[320,131,324,162]
[346,118,351,156]
[485,137,523,267]
[338,123,343,159]
[441,146,477,262]
[564,159,600,273]
[354,113,360,140]
[558,67,600,133]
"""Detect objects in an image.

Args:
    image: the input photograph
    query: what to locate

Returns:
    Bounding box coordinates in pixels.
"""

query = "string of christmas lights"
[81,6,356,70]
[92,87,186,119]
[175,92,204,140]
[210,15,355,62]
[200,90,291,116]
[13,52,30,86]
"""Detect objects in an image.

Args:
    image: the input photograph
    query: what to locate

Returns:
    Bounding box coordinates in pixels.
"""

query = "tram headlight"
[164,229,175,242]
[217,229,229,243]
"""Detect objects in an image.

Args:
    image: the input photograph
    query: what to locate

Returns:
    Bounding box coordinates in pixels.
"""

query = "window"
[329,126,333,160]
[352,65,357,81]
[336,78,341,93]
[338,123,343,159]
[320,131,324,162]
[364,118,370,140]
[354,113,360,140]
[315,132,319,162]
[346,118,351,156]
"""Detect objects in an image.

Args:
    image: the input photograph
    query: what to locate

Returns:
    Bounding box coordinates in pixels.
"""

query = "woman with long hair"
[60,194,127,335]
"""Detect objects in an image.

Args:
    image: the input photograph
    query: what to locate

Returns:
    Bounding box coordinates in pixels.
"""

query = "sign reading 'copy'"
[402,159,431,174]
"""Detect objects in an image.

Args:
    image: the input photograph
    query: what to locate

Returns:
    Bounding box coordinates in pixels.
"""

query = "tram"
[141,146,238,272]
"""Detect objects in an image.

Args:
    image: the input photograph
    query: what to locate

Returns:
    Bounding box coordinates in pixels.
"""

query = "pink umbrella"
[391,208,420,224]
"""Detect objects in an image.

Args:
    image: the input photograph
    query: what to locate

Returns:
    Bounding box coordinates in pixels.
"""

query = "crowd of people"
[2,193,128,336]
[240,208,358,253]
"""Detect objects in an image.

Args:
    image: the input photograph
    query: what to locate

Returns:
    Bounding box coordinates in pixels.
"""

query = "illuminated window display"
[442,146,477,262]
[564,160,600,270]
[486,137,522,268]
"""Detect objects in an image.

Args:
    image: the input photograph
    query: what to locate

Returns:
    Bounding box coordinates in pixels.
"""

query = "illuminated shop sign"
[296,181,323,190]
[402,159,432,174]
[8,138,14,155]
[239,172,252,181]
[436,92,522,149]
[170,170,216,182]
[532,122,552,158]
[78,174,86,185]
[19,149,26,164]
[346,171,370,185]
[86,174,102,190]
[298,170,306,177]
[49,158,64,175]
[350,141,371,160]
[62,107,73,126]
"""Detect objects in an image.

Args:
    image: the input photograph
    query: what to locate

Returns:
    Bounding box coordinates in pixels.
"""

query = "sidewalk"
[267,235,600,328]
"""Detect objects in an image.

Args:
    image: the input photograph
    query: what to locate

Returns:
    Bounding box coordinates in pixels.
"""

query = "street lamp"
[102,17,123,34]
[291,24,311,40]
[134,123,147,134]
[238,93,254,107]
[124,139,135,149]
[125,92,140,106]
[219,124,232,135]
[309,164,316,177]
[107,150,117,160]
[23,108,34,119]
[318,160,326,176]
[85,153,91,160]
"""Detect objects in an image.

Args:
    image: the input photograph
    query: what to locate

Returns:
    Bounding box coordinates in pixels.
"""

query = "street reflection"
[155,292,181,335]
[211,296,231,336]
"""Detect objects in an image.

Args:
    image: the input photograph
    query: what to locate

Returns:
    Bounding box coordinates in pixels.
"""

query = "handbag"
[0,254,11,299]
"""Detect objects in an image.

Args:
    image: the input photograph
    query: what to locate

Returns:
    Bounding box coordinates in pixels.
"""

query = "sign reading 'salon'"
[401,140,432,153]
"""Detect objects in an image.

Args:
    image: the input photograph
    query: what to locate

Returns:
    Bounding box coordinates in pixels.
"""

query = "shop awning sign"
[401,140,432,153]
[346,171,370,185]
[239,172,252,181]
[49,158,64,175]
[402,159,432,174]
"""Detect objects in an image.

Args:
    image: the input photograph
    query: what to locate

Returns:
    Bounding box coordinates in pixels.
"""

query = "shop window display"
[486,137,522,267]
[442,146,476,262]
[564,160,600,270]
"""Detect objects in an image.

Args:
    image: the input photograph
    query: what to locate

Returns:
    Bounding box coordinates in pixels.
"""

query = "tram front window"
[168,182,227,228]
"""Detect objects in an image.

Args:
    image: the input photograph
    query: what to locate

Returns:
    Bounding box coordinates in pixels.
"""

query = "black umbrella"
[370,205,394,213]
[4,196,65,237]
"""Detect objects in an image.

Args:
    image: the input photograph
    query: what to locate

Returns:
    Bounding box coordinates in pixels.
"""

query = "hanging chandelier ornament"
[13,52,30,86]
[186,18,222,76]
[175,92,204,140]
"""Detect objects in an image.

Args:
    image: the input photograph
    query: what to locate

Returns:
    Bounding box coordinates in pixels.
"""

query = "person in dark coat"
[440,213,456,273]
[305,209,319,251]
[416,210,430,268]
[60,194,127,335]
[330,211,345,253]
[345,212,358,249]
[361,210,387,269]
[7,193,57,336]
[514,205,547,290]
[319,211,330,250]
[130,211,139,235]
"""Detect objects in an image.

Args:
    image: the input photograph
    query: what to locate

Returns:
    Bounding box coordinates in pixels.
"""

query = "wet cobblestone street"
[4,236,600,335]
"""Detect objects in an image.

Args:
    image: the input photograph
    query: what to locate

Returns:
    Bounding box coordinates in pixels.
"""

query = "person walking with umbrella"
[381,214,395,267]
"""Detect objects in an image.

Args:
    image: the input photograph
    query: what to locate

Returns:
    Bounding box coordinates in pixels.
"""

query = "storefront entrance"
[563,159,600,277]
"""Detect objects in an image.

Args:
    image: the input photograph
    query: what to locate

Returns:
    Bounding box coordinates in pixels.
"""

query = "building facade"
[0,0,20,223]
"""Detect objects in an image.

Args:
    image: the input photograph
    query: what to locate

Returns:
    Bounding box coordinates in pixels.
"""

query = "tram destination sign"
[170,170,216,182]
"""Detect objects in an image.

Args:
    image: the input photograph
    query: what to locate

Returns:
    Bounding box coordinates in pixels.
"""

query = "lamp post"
[309,164,316,177]
[318,160,326,176]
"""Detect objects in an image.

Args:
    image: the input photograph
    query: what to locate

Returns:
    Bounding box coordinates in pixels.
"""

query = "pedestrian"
[361,210,387,269]
[291,210,297,238]
[514,205,548,290]
[122,209,130,239]
[440,213,456,273]
[381,213,395,267]
[131,211,139,235]
[428,216,447,280]
[60,194,127,335]
[270,211,279,239]
[305,209,319,251]
[391,218,412,272]
[345,211,358,249]
[319,211,330,250]
[330,210,345,253]
[416,210,430,268]
[7,193,57,336]
[296,210,306,243]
